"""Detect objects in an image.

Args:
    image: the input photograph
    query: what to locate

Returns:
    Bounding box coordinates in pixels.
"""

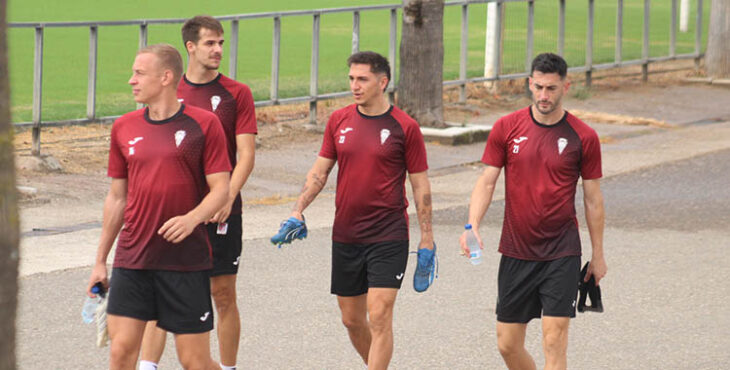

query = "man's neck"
[357,96,390,117]
[531,104,564,126]
[146,93,182,121]
[185,63,219,84]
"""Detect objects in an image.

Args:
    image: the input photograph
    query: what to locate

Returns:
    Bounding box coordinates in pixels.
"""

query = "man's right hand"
[270,216,308,247]
[87,262,109,298]
[459,228,484,258]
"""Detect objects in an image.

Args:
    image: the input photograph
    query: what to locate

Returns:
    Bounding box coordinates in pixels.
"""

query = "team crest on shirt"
[380,129,390,144]
[210,95,221,112]
[128,136,143,155]
[558,138,568,154]
[175,130,186,147]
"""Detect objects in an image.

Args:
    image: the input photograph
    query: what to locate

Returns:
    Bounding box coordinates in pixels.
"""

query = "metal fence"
[10,0,706,155]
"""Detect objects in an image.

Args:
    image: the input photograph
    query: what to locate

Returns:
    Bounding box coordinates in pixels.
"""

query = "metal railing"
[10,0,706,155]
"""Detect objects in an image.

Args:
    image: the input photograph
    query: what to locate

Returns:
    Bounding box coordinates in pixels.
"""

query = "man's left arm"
[583,178,607,284]
[409,171,434,250]
[211,133,255,223]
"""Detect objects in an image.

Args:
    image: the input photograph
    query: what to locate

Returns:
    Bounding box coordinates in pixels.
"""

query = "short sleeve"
[404,123,428,173]
[481,117,507,168]
[235,85,258,135]
[107,121,128,178]
[203,116,233,174]
[580,131,602,180]
[318,112,338,160]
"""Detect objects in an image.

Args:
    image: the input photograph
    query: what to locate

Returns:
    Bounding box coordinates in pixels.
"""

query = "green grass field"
[8,0,711,123]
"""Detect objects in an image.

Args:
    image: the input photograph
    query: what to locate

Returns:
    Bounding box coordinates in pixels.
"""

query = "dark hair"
[531,53,568,79]
[182,15,224,46]
[347,51,391,84]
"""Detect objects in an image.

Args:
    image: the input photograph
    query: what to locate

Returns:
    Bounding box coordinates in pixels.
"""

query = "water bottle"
[82,283,105,324]
[464,224,482,265]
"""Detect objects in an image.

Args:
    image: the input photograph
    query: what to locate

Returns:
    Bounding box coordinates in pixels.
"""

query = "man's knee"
[109,339,139,367]
[367,302,393,334]
[341,311,368,331]
[542,328,569,356]
[497,334,522,358]
[211,279,237,314]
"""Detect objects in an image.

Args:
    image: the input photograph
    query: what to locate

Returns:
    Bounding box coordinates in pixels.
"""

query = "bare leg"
[542,316,570,370]
[496,321,537,370]
[365,288,398,370]
[108,314,147,370]
[210,274,240,367]
[337,294,371,365]
[174,331,221,370]
[140,321,167,365]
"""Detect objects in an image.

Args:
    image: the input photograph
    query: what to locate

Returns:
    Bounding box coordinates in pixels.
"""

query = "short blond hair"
[138,43,183,84]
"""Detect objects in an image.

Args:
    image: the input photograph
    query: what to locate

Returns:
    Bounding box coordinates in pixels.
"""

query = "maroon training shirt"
[319,104,429,244]
[108,104,232,271]
[177,73,257,215]
[482,106,602,261]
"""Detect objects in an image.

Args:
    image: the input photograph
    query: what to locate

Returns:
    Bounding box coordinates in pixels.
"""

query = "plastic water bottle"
[464,224,482,265]
[82,283,105,324]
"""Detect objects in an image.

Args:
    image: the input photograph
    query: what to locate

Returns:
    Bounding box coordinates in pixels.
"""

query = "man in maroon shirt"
[277,51,434,369]
[459,53,607,370]
[86,44,231,370]
[140,16,256,370]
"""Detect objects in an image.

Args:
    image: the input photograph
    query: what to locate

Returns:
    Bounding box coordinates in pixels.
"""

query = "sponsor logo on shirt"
[513,136,528,143]
[211,95,221,112]
[175,130,186,147]
[380,129,390,144]
[512,136,527,154]
[128,137,143,155]
[558,138,568,154]
[339,127,354,144]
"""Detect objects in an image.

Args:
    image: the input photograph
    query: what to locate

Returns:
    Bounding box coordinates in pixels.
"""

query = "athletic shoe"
[413,243,438,293]
[270,216,308,247]
[578,262,604,313]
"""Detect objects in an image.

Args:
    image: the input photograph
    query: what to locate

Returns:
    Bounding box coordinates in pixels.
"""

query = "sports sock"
[220,364,236,370]
[139,361,158,370]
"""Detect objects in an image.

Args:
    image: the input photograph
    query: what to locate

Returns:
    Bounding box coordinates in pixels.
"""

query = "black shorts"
[496,255,581,324]
[331,240,409,296]
[106,268,214,334]
[206,214,243,277]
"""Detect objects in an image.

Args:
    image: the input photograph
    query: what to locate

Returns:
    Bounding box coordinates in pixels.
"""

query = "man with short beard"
[460,53,607,370]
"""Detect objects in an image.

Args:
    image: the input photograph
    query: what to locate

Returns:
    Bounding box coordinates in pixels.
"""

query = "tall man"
[86,43,231,370]
[140,16,257,370]
[271,51,436,369]
[459,53,606,370]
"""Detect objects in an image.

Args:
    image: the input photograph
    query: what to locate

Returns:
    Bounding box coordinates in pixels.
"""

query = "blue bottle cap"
[465,224,473,230]
[91,285,100,294]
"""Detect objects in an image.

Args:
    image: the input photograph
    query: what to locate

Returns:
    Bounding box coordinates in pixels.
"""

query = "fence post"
[352,11,360,54]
[459,4,469,103]
[694,0,703,71]
[271,17,281,104]
[87,26,98,121]
[525,1,534,94]
[642,0,650,82]
[616,0,623,64]
[388,8,397,103]
[137,23,148,110]
[32,26,44,156]
[558,0,565,56]
[229,19,239,80]
[670,0,677,57]
[309,13,320,124]
[493,1,503,84]
[586,0,594,87]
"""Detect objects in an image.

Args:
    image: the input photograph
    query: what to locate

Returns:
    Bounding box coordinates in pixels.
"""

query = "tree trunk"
[399,0,445,128]
[706,0,730,77]
[0,0,19,368]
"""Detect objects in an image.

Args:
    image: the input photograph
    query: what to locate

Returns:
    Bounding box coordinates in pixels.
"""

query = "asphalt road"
[16,148,730,369]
